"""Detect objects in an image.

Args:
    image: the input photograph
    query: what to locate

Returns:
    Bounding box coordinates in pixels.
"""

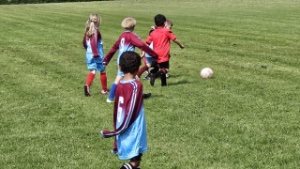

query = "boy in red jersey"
[101,51,148,169]
[145,14,184,86]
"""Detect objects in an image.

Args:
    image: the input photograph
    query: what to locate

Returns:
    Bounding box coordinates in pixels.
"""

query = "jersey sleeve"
[168,30,177,41]
[103,38,120,64]
[101,82,144,138]
[145,35,153,45]
[131,34,158,59]
[90,31,99,57]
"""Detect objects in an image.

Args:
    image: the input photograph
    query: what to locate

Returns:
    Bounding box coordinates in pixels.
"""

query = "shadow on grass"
[167,79,190,86]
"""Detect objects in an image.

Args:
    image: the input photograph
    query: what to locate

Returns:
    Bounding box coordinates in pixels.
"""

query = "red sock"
[137,65,149,78]
[100,72,107,91]
[86,73,95,86]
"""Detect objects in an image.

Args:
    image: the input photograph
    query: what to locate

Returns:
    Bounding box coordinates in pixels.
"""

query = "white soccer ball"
[200,67,213,79]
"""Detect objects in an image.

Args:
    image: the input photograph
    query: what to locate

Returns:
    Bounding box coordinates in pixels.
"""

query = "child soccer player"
[82,14,108,96]
[101,51,148,169]
[164,19,179,78]
[103,17,157,102]
[145,14,184,86]
[135,26,156,80]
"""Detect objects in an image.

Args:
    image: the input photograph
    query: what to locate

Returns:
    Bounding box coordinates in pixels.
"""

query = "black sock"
[119,163,133,169]
[161,73,167,86]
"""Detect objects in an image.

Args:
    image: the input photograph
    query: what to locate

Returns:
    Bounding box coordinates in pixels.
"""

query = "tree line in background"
[0,0,110,5]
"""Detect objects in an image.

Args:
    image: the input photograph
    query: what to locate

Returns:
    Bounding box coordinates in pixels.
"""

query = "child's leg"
[111,137,118,154]
[84,70,96,96]
[149,62,160,86]
[119,154,142,169]
[136,65,149,78]
[160,68,167,86]
[100,72,108,94]
[159,62,169,86]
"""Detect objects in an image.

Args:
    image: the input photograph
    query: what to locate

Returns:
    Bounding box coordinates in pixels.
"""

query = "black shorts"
[158,61,169,69]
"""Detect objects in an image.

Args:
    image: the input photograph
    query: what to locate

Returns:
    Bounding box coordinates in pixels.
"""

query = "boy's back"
[105,31,143,64]
[114,79,147,160]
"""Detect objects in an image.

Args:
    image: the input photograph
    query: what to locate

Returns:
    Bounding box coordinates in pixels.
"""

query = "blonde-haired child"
[164,19,184,78]
[103,17,157,103]
[82,14,108,96]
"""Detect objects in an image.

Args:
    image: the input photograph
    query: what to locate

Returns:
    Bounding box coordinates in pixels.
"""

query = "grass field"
[1,0,300,168]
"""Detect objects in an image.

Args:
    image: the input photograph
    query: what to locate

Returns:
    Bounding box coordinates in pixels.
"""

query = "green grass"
[1,0,300,168]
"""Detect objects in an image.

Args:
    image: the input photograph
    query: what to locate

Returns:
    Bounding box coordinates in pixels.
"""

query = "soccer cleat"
[143,93,151,99]
[101,89,109,95]
[84,85,90,96]
[149,73,155,86]
[111,148,118,155]
[106,98,114,103]
[143,74,150,80]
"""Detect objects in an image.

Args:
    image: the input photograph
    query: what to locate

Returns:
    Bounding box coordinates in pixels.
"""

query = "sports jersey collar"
[120,79,136,84]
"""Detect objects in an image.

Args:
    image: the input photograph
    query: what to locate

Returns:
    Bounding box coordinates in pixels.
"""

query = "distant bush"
[0,0,110,5]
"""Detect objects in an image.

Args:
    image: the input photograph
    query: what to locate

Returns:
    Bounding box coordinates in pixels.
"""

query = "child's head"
[119,51,141,75]
[121,17,136,31]
[85,14,101,37]
[165,19,173,30]
[154,14,166,27]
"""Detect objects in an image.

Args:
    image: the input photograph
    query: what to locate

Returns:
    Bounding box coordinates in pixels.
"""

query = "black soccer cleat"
[149,73,155,86]
[84,85,90,96]
[143,93,151,99]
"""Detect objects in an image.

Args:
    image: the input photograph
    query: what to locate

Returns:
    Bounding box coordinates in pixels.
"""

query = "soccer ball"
[200,67,213,79]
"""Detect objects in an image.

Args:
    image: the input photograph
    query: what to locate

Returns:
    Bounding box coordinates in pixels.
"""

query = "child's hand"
[100,130,111,138]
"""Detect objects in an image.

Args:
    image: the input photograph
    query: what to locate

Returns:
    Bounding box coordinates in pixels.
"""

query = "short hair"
[165,19,173,27]
[154,14,166,27]
[121,17,136,29]
[119,51,141,74]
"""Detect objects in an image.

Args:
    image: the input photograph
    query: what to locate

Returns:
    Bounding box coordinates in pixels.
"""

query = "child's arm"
[90,32,100,57]
[101,107,133,138]
[103,39,120,65]
[131,35,158,59]
[101,98,134,138]
[173,39,184,49]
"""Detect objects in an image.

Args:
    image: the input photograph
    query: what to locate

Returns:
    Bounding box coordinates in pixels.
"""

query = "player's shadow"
[167,79,189,86]
[166,74,189,86]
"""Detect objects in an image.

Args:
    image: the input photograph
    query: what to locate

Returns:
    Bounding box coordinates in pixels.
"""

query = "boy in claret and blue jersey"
[101,51,147,169]
[103,17,157,103]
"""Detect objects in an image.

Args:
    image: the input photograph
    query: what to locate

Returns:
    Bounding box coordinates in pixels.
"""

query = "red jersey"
[145,27,177,63]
